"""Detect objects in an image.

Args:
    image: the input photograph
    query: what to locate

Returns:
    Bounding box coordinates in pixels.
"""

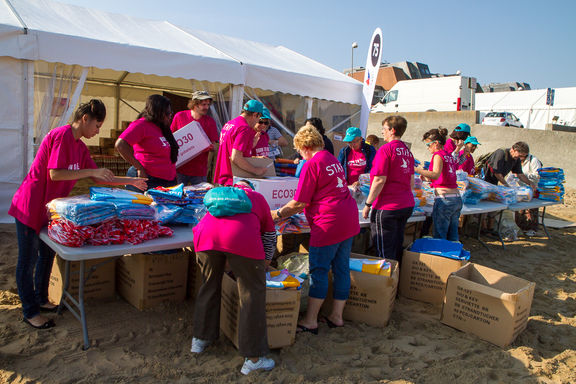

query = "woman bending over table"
[9,100,146,330]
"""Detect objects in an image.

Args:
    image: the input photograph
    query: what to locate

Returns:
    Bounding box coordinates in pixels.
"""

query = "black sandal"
[23,317,55,330]
[296,324,318,335]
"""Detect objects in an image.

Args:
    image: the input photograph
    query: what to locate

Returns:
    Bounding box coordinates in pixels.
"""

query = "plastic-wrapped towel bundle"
[48,219,95,247]
[414,175,423,190]
[462,190,484,205]
[183,183,213,205]
[515,186,533,202]
[175,205,207,225]
[275,213,310,234]
[349,258,391,276]
[467,177,498,194]
[114,202,156,220]
[409,238,471,260]
[154,204,183,224]
[537,167,565,202]
[274,160,297,176]
[266,269,303,289]
[146,183,184,199]
[489,185,517,204]
[90,187,153,205]
[47,195,116,226]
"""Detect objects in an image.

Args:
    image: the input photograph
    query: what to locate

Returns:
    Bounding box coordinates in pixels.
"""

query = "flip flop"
[39,305,59,313]
[296,324,318,335]
[23,317,55,330]
[322,316,343,329]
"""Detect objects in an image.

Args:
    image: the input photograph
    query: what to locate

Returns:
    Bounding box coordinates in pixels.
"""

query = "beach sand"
[0,190,574,383]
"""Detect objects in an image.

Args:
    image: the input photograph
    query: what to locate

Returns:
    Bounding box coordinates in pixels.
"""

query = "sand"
[0,190,575,384]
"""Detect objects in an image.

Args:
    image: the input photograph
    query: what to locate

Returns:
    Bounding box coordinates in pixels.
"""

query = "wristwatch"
[365,202,372,208]
[276,208,282,218]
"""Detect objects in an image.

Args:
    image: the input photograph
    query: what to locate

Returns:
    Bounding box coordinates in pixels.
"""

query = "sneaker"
[240,357,275,375]
[190,337,211,354]
[524,230,536,237]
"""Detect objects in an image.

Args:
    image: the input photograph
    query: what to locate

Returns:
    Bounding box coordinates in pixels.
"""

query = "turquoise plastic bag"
[203,187,252,217]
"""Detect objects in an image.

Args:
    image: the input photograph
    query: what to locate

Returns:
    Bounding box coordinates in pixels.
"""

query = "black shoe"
[23,317,55,330]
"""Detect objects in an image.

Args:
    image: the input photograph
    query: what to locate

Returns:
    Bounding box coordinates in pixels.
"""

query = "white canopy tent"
[476,88,576,130]
[0,0,362,223]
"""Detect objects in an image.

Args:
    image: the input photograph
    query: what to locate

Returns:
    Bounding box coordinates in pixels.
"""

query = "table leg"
[78,260,90,350]
[57,260,70,315]
[540,207,551,239]
[475,213,490,251]
[495,210,505,249]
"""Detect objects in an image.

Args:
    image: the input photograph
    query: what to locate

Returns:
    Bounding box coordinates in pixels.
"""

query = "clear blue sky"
[58,0,576,90]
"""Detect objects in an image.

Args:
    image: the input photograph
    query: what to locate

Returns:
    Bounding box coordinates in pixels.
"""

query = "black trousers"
[370,206,414,265]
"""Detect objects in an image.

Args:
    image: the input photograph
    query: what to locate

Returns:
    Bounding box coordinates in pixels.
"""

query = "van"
[371,76,476,113]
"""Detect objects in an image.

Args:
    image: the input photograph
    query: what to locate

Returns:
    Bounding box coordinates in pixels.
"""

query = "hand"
[351,181,360,191]
[93,168,115,182]
[362,205,371,219]
[293,158,300,164]
[455,139,464,149]
[136,168,148,179]
[131,178,148,191]
[253,132,261,146]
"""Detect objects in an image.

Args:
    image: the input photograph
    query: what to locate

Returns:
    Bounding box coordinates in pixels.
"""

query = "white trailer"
[371,76,476,113]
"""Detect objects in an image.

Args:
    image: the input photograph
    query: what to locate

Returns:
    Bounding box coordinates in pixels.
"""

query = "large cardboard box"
[48,255,116,303]
[326,254,399,327]
[231,157,276,178]
[116,251,188,310]
[220,272,301,349]
[441,263,535,347]
[399,250,468,305]
[174,121,212,167]
[233,176,299,209]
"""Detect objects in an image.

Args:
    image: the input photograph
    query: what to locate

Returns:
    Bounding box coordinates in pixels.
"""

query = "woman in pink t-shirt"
[415,128,463,241]
[444,123,471,156]
[190,181,276,374]
[457,136,481,175]
[9,100,146,330]
[272,126,359,334]
[116,94,179,192]
[362,116,414,264]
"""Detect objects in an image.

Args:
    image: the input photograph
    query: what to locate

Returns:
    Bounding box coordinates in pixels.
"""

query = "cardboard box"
[48,255,116,303]
[174,121,212,167]
[233,176,299,209]
[326,254,399,327]
[399,250,468,305]
[220,272,300,349]
[116,251,188,310]
[231,157,276,178]
[441,263,535,347]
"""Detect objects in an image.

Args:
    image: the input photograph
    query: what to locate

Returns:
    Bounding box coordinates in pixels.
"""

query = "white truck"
[371,76,477,113]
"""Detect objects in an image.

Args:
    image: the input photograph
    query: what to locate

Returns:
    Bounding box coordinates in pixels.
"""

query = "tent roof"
[1,0,362,104]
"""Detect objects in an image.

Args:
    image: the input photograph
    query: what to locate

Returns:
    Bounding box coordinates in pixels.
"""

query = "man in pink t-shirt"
[213,100,268,185]
[170,91,219,185]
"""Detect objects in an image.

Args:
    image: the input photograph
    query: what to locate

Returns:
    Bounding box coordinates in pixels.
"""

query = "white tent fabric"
[476,88,576,130]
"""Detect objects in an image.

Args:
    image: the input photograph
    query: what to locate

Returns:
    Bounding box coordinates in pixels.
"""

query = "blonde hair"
[293,125,324,152]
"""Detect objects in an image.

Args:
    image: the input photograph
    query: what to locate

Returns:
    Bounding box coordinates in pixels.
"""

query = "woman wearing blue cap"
[337,127,376,188]
[444,123,471,156]
[457,136,481,175]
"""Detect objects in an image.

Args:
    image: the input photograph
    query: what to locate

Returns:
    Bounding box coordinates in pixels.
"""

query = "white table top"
[39,226,194,261]
[508,199,559,211]
[421,200,508,216]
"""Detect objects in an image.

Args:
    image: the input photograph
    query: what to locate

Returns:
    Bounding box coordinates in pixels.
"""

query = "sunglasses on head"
[258,120,270,125]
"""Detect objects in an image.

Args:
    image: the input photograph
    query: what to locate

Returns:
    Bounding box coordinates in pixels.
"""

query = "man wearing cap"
[214,100,268,185]
[457,136,481,175]
[337,127,376,188]
[445,123,471,156]
[170,91,219,185]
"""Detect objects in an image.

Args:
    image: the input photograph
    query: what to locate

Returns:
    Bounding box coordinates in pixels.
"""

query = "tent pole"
[115,72,129,131]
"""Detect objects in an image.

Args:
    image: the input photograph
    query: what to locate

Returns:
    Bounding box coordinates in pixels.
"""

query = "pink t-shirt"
[429,149,458,189]
[444,138,457,154]
[214,115,255,185]
[9,125,97,233]
[119,118,176,180]
[170,111,218,177]
[458,150,476,175]
[193,189,275,259]
[370,140,415,211]
[295,150,359,247]
[252,132,270,157]
[346,148,366,184]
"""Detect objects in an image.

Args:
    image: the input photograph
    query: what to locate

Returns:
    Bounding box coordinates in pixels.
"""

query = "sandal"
[322,316,343,328]
[296,324,318,335]
[23,317,55,330]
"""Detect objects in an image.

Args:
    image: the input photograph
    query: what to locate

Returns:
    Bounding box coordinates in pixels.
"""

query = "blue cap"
[261,107,271,120]
[464,136,481,145]
[343,127,363,142]
[243,99,264,114]
[455,123,471,133]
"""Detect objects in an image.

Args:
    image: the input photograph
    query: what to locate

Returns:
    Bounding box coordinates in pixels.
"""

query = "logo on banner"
[366,71,371,86]
[371,34,381,67]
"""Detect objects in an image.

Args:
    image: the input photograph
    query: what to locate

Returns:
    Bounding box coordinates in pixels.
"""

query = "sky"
[57,0,576,90]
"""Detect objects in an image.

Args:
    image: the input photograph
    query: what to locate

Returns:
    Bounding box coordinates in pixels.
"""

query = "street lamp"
[351,42,358,77]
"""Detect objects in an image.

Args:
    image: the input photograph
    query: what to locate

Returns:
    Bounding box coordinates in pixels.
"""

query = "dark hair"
[449,130,470,141]
[73,99,106,122]
[141,95,179,164]
[422,128,449,146]
[512,141,530,154]
[305,117,325,135]
[365,134,380,146]
[382,115,408,137]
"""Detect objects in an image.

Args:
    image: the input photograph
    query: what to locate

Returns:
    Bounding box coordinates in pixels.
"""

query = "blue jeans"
[15,219,56,319]
[126,166,177,192]
[308,237,353,300]
[176,173,207,186]
[432,195,463,241]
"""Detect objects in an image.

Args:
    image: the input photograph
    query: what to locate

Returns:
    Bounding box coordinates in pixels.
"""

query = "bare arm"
[415,155,443,180]
[230,149,267,176]
[115,138,148,178]
[271,200,308,221]
[276,136,289,147]
[362,175,387,219]
[516,173,536,189]
[50,169,148,191]
[494,173,510,187]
